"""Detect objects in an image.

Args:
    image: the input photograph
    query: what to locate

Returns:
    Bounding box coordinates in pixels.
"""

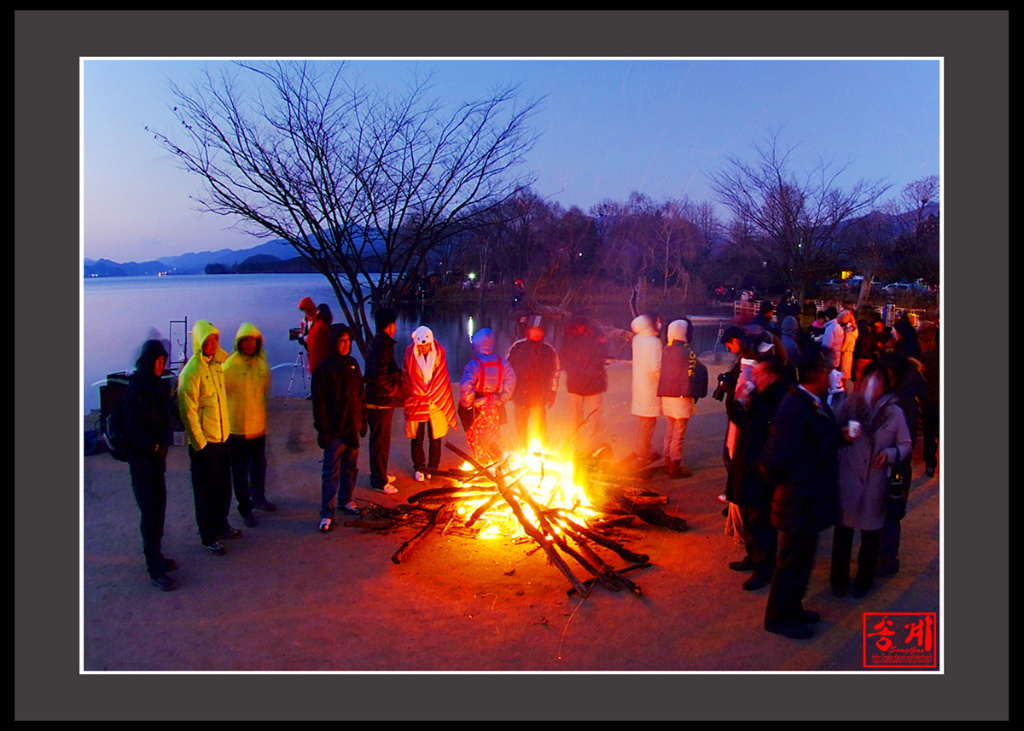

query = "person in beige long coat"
[630,314,662,465]
[838,309,858,392]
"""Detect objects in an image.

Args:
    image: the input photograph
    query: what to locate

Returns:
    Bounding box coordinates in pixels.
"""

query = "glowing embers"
[451,439,596,542]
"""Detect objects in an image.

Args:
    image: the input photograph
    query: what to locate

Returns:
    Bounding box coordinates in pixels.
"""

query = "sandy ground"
[79,353,941,679]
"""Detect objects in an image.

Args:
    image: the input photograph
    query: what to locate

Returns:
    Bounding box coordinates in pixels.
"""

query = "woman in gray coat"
[830,359,912,598]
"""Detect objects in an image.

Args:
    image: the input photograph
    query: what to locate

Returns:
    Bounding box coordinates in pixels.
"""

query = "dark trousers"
[321,439,359,519]
[129,452,168,577]
[188,441,233,545]
[367,407,394,490]
[880,454,913,569]
[765,529,817,627]
[410,421,441,473]
[228,434,266,516]
[744,502,778,581]
[830,524,882,591]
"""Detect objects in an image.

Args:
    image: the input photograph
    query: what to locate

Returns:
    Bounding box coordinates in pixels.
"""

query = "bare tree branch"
[149,60,540,356]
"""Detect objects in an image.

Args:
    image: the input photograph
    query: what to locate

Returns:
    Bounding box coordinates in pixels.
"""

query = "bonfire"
[347,436,687,598]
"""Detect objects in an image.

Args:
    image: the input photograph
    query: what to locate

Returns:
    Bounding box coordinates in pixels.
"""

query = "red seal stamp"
[863,612,938,668]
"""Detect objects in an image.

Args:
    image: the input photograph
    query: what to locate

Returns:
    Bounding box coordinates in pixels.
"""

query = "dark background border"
[15,10,1008,721]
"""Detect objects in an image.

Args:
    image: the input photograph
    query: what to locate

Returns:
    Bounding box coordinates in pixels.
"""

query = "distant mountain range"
[85,201,938,278]
[84,239,311,277]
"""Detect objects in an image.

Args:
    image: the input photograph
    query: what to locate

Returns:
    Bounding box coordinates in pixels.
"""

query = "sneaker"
[203,541,226,556]
[221,527,243,540]
[380,483,399,495]
[254,500,277,512]
[149,574,178,592]
[342,501,361,516]
[717,493,729,503]
[318,518,333,533]
[413,471,427,482]
[242,514,258,528]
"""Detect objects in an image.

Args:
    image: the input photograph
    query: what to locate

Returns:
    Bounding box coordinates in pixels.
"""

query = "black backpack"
[103,398,130,462]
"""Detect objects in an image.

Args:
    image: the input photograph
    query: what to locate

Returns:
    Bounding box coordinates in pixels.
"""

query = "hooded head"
[136,339,169,377]
[630,315,656,337]
[837,309,855,326]
[191,320,228,363]
[471,328,495,356]
[233,322,265,360]
[666,319,690,344]
[298,296,317,318]
[781,315,800,338]
[412,325,434,355]
[412,325,434,346]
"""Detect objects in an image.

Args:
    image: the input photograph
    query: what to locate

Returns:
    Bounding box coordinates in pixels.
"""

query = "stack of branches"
[347,440,686,597]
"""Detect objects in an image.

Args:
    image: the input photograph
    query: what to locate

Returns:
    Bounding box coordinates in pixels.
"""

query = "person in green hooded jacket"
[178,320,241,556]
[224,322,276,526]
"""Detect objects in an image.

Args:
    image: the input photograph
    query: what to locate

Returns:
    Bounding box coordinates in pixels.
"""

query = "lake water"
[82,273,729,414]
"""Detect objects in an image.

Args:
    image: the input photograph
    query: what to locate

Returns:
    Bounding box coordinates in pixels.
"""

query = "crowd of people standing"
[116,287,937,634]
[711,294,939,639]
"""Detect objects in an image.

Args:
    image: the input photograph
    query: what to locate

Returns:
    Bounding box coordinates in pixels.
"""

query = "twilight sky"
[81,57,940,264]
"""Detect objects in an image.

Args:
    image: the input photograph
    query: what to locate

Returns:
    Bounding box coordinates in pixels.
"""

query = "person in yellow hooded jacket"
[177,320,241,556]
[224,322,276,527]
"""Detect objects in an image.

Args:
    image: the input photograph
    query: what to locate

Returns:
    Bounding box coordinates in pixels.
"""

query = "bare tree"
[706,129,890,302]
[840,199,903,308]
[149,60,539,356]
[895,175,940,283]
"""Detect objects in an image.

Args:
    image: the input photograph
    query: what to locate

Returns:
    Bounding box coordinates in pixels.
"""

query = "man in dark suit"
[758,352,842,640]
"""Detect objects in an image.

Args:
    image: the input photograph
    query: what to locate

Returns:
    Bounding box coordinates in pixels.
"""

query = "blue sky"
[82,57,940,263]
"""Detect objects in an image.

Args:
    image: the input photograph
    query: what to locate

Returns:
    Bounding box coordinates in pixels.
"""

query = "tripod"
[287,347,310,398]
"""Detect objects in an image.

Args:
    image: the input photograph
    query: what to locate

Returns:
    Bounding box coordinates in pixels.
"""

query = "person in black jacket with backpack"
[124,339,177,591]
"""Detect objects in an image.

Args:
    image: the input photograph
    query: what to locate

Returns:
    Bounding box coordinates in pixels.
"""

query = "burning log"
[446,443,592,597]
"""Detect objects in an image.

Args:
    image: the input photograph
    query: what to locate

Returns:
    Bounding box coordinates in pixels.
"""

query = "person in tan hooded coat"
[224,322,276,524]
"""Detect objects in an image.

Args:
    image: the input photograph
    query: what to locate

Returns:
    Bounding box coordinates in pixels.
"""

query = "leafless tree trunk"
[150,60,539,357]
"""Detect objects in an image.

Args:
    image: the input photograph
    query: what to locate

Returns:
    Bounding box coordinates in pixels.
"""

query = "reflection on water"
[83,273,728,414]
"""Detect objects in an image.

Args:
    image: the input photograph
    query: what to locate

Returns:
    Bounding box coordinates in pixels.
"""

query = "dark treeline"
[435,180,939,312]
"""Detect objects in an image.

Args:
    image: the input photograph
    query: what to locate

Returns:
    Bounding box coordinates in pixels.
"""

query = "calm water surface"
[82,273,727,414]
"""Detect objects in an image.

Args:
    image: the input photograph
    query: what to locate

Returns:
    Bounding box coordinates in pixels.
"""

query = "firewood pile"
[343,442,687,597]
